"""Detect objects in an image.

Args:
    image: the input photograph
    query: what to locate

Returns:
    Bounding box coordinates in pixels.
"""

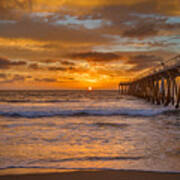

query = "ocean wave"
[28,156,144,164]
[0,108,171,118]
[0,156,145,172]
[1,166,180,175]
[0,99,81,103]
[94,122,129,128]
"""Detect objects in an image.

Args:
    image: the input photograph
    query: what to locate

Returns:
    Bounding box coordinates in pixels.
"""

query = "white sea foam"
[0,91,180,173]
[0,106,172,118]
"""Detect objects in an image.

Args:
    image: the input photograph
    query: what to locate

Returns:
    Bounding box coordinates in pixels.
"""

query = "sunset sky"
[0,0,180,89]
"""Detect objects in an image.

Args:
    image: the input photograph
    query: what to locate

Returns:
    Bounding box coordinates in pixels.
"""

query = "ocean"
[0,90,180,175]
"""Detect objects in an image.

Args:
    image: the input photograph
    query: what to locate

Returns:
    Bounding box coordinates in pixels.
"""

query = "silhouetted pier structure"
[119,55,180,108]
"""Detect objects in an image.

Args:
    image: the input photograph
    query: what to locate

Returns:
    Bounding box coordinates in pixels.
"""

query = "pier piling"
[119,55,180,108]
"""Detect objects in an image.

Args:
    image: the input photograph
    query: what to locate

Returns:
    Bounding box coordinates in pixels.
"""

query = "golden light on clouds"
[2,0,179,15]
[0,38,51,52]
[0,0,179,89]
[2,0,148,10]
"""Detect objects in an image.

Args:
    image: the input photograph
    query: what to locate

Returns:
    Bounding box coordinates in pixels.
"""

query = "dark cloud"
[35,77,57,82]
[68,52,120,62]
[28,63,42,70]
[43,59,58,63]
[28,61,75,71]
[159,23,180,34]
[48,66,66,71]
[127,54,163,71]
[0,57,26,69]
[0,0,179,88]
[12,74,26,81]
[28,62,68,71]
[0,73,7,78]
[0,17,110,44]
[122,23,158,39]
[121,19,180,39]
[60,60,75,66]
[133,0,180,16]
[90,3,180,39]
[0,74,26,83]
[68,66,88,74]
[131,54,163,63]
[42,59,75,66]
[26,75,32,78]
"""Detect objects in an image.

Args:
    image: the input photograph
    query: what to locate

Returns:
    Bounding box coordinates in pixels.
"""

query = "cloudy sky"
[0,0,180,89]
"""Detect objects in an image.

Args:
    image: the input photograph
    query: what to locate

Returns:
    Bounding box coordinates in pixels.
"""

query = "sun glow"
[88,86,92,91]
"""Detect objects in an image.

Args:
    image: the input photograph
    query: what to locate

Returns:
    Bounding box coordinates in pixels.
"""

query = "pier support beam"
[160,78,165,104]
[175,81,180,109]
[118,72,180,108]
[171,78,176,105]
[155,80,160,105]
[164,77,171,106]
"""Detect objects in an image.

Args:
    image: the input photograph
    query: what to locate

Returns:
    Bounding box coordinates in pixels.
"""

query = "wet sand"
[0,170,180,180]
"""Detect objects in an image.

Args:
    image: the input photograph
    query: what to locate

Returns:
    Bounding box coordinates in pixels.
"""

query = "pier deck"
[119,55,180,108]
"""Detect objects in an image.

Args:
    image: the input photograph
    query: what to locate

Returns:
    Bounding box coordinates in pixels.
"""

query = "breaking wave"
[0,100,81,103]
[0,107,171,118]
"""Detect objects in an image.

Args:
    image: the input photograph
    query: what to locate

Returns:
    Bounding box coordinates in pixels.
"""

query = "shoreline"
[0,169,180,180]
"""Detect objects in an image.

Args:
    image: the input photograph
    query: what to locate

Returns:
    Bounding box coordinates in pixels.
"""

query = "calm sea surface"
[0,90,180,174]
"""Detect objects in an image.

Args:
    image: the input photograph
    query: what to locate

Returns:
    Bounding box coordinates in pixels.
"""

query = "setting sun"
[0,0,180,179]
[88,86,92,91]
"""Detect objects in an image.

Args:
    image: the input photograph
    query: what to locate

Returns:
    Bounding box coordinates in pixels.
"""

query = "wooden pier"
[119,55,180,108]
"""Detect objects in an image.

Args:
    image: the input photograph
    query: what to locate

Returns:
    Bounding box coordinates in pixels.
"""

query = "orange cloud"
[0,0,179,89]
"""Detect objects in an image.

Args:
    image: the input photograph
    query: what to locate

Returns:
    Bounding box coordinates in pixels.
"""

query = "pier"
[119,55,180,108]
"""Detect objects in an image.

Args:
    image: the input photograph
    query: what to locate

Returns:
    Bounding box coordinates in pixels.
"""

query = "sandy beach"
[0,170,180,180]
